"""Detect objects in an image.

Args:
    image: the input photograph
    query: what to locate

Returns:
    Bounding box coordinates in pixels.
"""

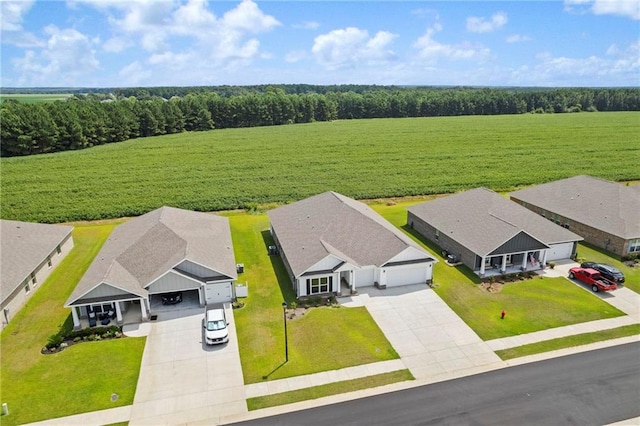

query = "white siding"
[305,255,344,273]
[355,267,376,287]
[176,260,218,278]
[83,283,133,299]
[385,247,430,264]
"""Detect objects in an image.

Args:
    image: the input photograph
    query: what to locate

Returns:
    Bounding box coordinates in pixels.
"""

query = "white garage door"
[386,266,427,287]
[355,268,376,287]
[547,243,574,261]
[205,282,233,304]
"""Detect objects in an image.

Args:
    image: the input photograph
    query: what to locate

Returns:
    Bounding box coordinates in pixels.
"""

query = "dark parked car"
[161,292,183,305]
[580,262,625,283]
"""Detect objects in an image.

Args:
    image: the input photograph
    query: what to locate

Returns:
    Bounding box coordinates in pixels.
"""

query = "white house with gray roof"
[65,206,237,329]
[1,220,74,328]
[510,175,640,257]
[268,192,437,297]
[407,188,583,277]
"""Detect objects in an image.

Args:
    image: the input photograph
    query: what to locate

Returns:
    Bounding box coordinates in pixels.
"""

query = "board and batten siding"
[147,271,202,294]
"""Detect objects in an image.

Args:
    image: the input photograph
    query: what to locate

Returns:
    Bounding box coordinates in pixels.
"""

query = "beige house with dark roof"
[1,220,74,328]
[407,188,583,277]
[65,206,237,329]
[268,192,437,297]
[510,176,640,256]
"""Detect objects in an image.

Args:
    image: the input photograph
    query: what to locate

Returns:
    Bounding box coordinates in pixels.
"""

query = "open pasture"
[1,112,638,223]
[0,93,74,103]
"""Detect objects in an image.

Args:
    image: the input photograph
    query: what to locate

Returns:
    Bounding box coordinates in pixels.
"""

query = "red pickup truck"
[568,267,618,292]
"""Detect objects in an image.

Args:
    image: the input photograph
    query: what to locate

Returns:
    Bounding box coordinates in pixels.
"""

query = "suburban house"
[64,206,237,329]
[1,220,74,328]
[267,191,438,297]
[407,188,583,277]
[510,175,640,257]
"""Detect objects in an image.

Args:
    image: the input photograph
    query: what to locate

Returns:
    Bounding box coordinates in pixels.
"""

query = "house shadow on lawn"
[261,230,296,302]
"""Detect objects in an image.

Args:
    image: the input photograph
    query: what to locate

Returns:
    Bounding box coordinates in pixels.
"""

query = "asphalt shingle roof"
[509,175,640,239]
[66,206,236,306]
[268,191,435,277]
[407,188,583,256]
[1,220,73,303]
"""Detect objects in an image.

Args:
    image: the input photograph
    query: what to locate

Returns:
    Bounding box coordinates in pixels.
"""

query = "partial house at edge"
[268,191,438,297]
[407,188,583,277]
[509,175,640,257]
[64,206,237,329]
[1,219,74,328]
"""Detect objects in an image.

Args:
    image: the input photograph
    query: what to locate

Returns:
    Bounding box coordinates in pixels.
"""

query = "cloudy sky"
[1,0,638,88]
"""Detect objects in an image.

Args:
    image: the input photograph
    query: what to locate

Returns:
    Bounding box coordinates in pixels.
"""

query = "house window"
[541,210,546,218]
[56,245,62,255]
[47,257,52,268]
[435,229,440,241]
[629,239,640,253]
[306,276,332,295]
[24,281,30,294]
[31,273,37,286]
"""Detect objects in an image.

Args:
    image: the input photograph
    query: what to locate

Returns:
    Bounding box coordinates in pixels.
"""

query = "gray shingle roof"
[1,220,73,303]
[268,191,435,277]
[407,188,583,256]
[509,175,640,239]
[65,206,236,306]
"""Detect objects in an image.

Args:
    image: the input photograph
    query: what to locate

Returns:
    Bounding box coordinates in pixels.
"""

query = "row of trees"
[1,87,638,157]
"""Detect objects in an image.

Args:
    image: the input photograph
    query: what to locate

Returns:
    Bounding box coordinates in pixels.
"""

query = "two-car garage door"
[386,266,428,287]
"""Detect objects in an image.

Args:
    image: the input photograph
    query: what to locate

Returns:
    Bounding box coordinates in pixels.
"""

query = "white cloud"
[12,26,99,85]
[102,36,132,52]
[506,34,533,43]
[292,21,320,30]
[118,60,152,86]
[466,12,508,33]
[414,23,490,62]
[285,50,308,63]
[1,0,44,47]
[564,0,640,20]
[312,27,398,70]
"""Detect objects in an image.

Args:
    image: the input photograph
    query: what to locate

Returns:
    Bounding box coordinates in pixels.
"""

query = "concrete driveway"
[128,304,247,425]
[340,284,503,381]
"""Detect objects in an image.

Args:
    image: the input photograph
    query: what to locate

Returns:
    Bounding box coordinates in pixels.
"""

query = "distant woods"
[1,85,638,157]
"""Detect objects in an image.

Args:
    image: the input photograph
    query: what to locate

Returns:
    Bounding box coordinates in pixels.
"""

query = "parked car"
[161,291,183,305]
[204,308,229,345]
[569,267,617,292]
[580,262,625,283]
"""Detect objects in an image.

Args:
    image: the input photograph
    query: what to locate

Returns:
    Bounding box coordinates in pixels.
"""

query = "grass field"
[577,242,640,294]
[0,93,73,103]
[2,112,638,223]
[0,224,145,426]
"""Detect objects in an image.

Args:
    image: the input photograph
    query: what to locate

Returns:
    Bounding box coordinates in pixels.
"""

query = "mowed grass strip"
[247,369,414,411]
[372,201,626,341]
[0,224,146,426]
[495,324,640,360]
[2,112,639,223]
[227,213,398,384]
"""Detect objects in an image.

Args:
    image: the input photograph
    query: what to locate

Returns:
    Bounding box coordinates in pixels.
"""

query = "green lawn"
[371,201,626,341]
[0,93,73,103]
[0,224,146,426]
[227,212,398,384]
[2,112,638,223]
[577,242,640,294]
[495,324,640,360]
[247,369,414,411]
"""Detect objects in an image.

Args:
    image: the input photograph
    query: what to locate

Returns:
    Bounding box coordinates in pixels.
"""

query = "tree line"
[1,86,638,157]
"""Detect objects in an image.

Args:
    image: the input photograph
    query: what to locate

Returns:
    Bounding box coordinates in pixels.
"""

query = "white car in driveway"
[204,307,229,345]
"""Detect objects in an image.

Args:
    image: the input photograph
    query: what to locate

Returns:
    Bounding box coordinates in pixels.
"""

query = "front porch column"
[140,299,148,321]
[540,250,548,268]
[71,306,81,330]
[351,270,356,294]
[115,302,123,324]
[521,252,528,270]
[198,288,205,307]
[501,255,507,273]
[480,256,486,276]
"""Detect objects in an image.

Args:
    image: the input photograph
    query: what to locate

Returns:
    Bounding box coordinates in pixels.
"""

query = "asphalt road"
[232,343,640,426]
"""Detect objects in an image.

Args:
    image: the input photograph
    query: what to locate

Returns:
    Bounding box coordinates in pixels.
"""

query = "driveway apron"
[128,304,247,425]
[340,284,503,380]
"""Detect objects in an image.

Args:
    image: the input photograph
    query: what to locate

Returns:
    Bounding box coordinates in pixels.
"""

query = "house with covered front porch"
[407,188,583,277]
[268,191,438,297]
[64,206,237,329]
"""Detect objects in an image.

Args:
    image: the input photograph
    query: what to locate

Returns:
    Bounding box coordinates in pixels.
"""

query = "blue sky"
[1,0,638,87]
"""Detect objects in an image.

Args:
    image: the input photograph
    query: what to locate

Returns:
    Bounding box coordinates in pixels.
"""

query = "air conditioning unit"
[236,263,244,273]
